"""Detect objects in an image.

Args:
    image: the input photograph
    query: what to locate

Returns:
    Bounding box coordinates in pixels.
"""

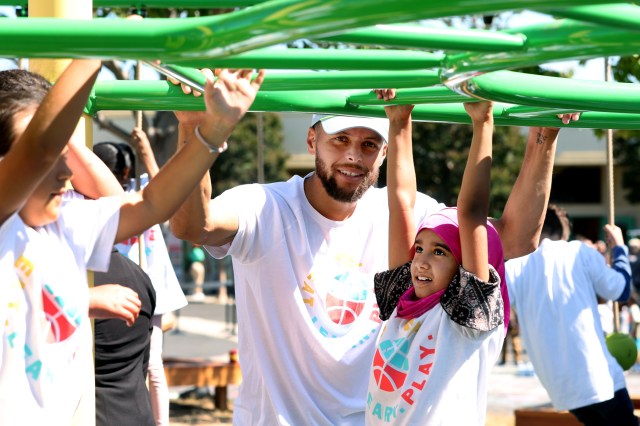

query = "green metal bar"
[170,48,445,70]
[501,105,581,118]
[444,19,640,85]
[346,87,470,105]
[0,0,623,61]
[464,70,640,113]
[0,0,265,7]
[411,105,640,130]
[319,24,527,52]
[550,3,640,31]
[94,69,442,99]
[172,66,442,90]
[86,84,640,130]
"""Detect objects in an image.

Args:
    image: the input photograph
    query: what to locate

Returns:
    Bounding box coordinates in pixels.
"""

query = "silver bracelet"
[194,125,228,154]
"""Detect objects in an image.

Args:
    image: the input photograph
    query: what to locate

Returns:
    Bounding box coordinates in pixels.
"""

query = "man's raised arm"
[494,114,579,260]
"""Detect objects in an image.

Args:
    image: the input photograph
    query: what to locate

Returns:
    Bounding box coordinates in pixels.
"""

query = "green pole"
[551,3,640,31]
[444,19,640,84]
[319,24,526,52]
[464,70,640,113]
[170,48,445,70]
[85,83,640,130]
[0,0,624,61]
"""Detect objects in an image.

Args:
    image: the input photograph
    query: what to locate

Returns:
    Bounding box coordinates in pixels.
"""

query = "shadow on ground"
[170,391,233,425]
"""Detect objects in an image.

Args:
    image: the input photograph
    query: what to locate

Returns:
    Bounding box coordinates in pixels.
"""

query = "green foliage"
[95,7,233,19]
[607,55,640,203]
[209,112,289,197]
[379,122,526,218]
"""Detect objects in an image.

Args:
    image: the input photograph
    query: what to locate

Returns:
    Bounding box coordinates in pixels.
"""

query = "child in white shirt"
[0,60,263,424]
[366,96,506,425]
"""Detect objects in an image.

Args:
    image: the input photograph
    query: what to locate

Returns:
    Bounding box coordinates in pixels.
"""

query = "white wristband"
[194,125,228,154]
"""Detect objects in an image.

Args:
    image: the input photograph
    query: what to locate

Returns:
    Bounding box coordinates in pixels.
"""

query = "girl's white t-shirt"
[366,265,505,426]
[0,194,120,424]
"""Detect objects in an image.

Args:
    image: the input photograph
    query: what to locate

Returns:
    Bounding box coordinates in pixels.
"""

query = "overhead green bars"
[464,71,640,114]
[3,0,640,128]
[443,18,640,84]
[170,48,445,70]
[318,25,527,53]
[550,3,640,30]
[0,0,624,62]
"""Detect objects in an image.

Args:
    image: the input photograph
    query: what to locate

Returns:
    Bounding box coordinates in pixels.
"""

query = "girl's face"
[411,229,459,299]
[13,109,73,227]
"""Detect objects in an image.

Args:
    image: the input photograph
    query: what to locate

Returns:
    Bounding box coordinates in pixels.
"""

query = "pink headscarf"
[397,207,510,331]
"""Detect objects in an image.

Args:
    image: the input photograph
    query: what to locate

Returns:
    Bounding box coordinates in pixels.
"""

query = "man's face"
[308,124,387,203]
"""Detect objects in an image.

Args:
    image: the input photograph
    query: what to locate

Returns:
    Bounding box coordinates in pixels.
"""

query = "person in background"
[627,237,640,293]
[505,205,635,425]
[94,249,156,426]
[188,244,207,302]
[93,128,185,426]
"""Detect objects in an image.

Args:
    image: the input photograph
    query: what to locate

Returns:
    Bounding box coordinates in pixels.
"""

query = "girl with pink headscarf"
[365,98,506,425]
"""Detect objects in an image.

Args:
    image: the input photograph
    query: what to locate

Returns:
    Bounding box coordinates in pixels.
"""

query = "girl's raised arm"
[376,89,416,269]
[458,102,494,282]
[0,59,101,224]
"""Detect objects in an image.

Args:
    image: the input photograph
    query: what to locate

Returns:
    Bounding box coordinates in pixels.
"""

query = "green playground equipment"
[1,0,640,128]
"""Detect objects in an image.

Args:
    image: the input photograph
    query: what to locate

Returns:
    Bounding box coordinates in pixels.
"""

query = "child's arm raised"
[376,89,415,269]
[115,69,264,244]
[458,102,493,282]
[67,133,125,199]
[131,127,160,179]
[0,59,101,225]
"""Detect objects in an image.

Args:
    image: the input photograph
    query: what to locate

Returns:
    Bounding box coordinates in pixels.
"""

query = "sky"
[0,7,611,82]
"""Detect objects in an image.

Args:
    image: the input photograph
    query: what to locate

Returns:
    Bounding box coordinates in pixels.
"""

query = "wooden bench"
[515,396,640,426]
[163,357,242,410]
[515,404,581,426]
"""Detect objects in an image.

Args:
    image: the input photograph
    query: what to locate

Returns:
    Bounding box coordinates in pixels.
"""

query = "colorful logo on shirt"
[325,270,369,325]
[42,284,81,342]
[372,338,410,391]
[302,253,377,337]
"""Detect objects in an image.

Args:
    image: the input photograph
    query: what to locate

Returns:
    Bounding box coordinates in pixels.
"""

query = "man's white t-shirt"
[205,175,442,425]
[505,238,627,411]
[0,195,120,424]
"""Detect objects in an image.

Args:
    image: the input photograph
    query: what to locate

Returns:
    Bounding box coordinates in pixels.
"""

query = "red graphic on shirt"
[325,271,368,325]
[372,338,410,391]
[326,294,366,325]
[42,285,79,342]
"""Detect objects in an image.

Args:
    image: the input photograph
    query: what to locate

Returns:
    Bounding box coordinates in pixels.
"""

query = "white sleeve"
[504,259,519,310]
[205,184,266,262]
[582,245,626,301]
[414,192,446,225]
[58,196,121,272]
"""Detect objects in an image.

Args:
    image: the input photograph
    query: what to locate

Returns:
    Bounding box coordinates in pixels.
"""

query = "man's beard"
[315,156,379,203]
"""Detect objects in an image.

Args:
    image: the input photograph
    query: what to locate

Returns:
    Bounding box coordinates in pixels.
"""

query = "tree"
[608,55,640,203]
[210,112,289,196]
